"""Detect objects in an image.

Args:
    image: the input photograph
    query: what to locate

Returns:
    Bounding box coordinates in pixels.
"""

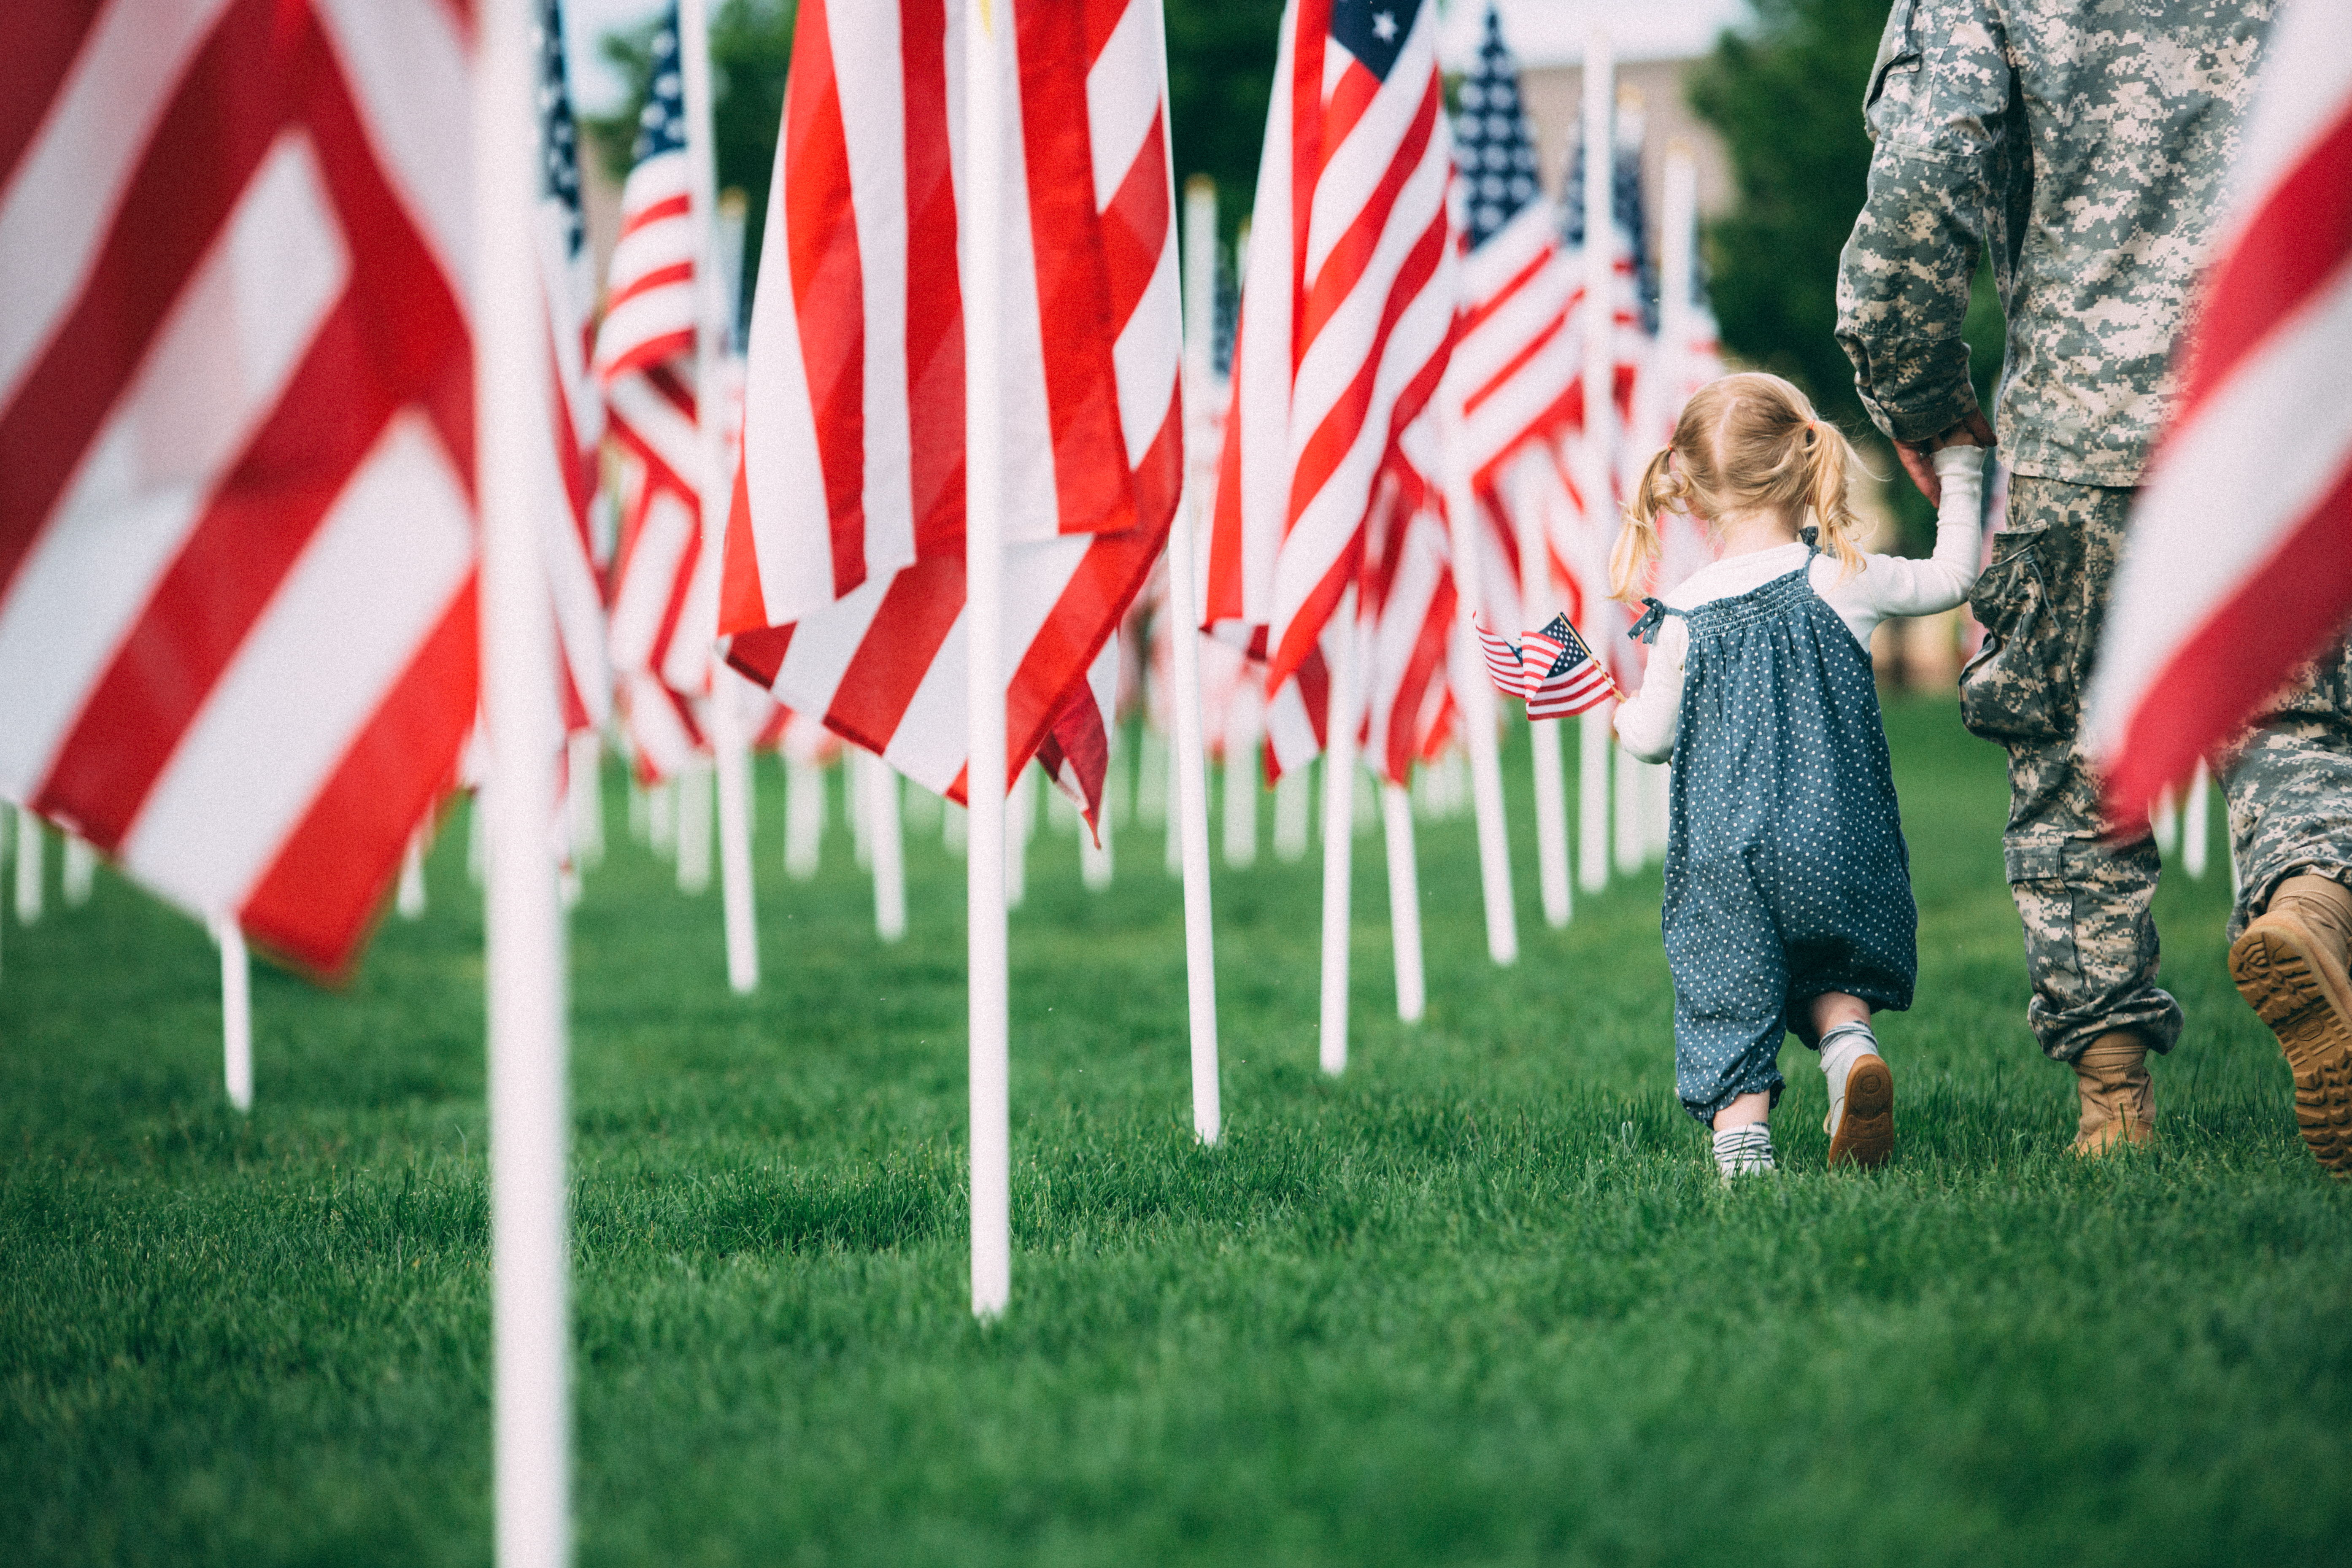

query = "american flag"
[719,0,1182,824]
[1446,5,1577,491]
[0,0,476,975]
[1475,613,1620,720]
[535,0,613,739]
[1359,420,1459,785]
[2087,0,2352,826]
[1205,0,1459,694]
[597,0,715,784]
[592,0,697,383]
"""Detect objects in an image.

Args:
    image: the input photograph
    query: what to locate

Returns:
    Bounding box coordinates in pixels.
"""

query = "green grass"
[3,698,2347,1567]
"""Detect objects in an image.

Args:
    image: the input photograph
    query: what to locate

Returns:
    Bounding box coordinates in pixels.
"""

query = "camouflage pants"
[1961,476,2352,1061]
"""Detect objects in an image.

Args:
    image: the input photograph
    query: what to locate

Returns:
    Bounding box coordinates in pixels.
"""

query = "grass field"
[4,697,2349,1566]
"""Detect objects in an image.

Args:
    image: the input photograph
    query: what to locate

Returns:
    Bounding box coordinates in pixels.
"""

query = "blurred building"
[1438,0,1748,260]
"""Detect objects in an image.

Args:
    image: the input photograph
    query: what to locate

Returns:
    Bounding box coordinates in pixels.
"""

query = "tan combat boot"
[2071,1032,2155,1155]
[2228,872,2352,1179]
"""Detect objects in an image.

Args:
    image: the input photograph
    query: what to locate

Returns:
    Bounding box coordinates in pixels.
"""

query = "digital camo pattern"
[1961,478,2182,1061]
[1835,0,2273,486]
[2221,652,2352,941]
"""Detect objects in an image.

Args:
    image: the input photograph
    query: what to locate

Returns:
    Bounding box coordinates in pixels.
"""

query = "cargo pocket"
[1960,528,2066,743]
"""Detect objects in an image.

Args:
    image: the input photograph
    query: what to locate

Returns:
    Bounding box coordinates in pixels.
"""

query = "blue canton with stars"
[1329,0,1421,83]
[1450,5,1541,249]
[634,2,689,167]
[534,0,586,260]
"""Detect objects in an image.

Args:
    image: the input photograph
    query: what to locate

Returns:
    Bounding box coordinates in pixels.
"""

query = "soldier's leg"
[1960,478,2180,1145]
[2222,651,2352,1177]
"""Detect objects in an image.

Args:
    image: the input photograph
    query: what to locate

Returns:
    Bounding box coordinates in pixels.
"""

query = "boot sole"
[1827,1055,1893,1170]
[2229,926,2352,1179]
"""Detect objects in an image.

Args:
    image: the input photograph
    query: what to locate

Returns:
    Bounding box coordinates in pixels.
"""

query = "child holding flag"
[1612,373,1985,1178]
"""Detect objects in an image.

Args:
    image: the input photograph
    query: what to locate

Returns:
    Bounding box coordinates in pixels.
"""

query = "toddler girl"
[1612,372,1984,1178]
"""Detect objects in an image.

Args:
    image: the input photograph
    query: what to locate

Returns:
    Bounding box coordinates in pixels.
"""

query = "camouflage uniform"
[1834,0,2344,1064]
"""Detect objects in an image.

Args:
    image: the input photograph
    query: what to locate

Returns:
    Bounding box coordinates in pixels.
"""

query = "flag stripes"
[0,0,475,973]
[2086,2,2352,823]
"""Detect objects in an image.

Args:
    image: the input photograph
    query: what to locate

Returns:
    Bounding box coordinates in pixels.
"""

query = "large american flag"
[0,0,476,976]
[597,0,715,784]
[1204,0,1460,694]
[2087,0,2352,826]
[1446,4,1577,492]
[1358,420,1459,786]
[719,0,1181,823]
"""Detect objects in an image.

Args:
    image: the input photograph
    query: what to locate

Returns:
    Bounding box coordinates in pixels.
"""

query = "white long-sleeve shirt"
[1614,445,1986,763]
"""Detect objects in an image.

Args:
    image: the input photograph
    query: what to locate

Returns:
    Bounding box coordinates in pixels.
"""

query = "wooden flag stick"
[1382,782,1426,1023]
[477,0,573,1554]
[1319,590,1360,1076]
[963,0,1011,1321]
[1173,173,1223,1143]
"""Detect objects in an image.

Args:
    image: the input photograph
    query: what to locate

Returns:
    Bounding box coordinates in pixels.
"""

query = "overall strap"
[1628,596,1688,645]
[1799,524,1823,561]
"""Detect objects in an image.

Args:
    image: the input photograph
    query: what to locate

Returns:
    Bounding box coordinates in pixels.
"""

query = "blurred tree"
[1164,0,1286,235]
[585,0,794,321]
[1688,0,2004,532]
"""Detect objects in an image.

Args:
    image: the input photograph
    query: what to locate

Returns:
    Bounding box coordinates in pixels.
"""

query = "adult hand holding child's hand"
[1895,406,1997,507]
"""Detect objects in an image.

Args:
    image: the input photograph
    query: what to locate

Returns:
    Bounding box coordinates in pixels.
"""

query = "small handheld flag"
[1476,614,1622,720]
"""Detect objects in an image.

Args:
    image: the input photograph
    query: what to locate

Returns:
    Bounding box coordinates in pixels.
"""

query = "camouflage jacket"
[1834,0,2271,487]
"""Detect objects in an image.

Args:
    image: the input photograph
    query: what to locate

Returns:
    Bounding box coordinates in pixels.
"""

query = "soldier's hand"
[1895,409,1997,507]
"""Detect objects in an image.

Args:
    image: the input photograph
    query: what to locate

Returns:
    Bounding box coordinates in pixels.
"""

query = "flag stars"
[1372,10,1397,42]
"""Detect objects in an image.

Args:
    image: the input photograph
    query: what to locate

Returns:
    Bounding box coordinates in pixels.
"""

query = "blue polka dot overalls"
[1634,532,1917,1125]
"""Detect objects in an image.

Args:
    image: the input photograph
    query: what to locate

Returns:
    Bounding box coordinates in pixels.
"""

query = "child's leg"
[1807,990,1893,1168]
[1712,1092,1770,1130]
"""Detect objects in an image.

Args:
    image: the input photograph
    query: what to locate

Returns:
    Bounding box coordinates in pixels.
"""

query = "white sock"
[1820,1022,1880,1133]
[1712,1122,1775,1178]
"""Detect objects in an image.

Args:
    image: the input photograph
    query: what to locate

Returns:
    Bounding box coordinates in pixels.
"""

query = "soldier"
[1836,0,2352,1174]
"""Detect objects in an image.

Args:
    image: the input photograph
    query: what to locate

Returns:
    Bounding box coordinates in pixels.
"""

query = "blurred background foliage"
[1688,0,2006,534]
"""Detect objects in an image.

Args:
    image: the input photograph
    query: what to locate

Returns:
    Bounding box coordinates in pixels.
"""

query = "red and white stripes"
[0,0,478,974]
[1205,0,1459,693]
[2087,0,2352,821]
[721,0,1181,820]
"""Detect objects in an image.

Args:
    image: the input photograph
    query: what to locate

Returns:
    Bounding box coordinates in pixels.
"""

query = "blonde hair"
[1611,371,1868,602]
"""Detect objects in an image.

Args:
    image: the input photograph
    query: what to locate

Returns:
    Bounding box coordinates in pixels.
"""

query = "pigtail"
[1611,447,1680,602]
[1799,419,1866,581]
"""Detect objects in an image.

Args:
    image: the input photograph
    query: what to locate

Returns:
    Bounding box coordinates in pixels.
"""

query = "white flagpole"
[1318,591,1360,1075]
[1507,461,1572,927]
[2183,759,2212,879]
[1437,404,1520,968]
[678,0,758,995]
[1648,144,1698,877]
[1577,29,1617,898]
[398,826,429,919]
[565,731,604,869]
[1274,764,1312,861]
[1175,172,1224,1144]
[1080,782,1115,890]
[964,0,1011,1320]
[1381,782,1425,1023]
[14,805,42,926]
[2151,784,2180,858]
[1613,734,1643,874]
[784,754,824,880]
[1005,764,1033,909]
[1223,679,1262,869]
[63,834,95,907]
[214,916,253,1112]
[478,0,572,1556]
[863,751,908,942]
[675,759,713,892]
